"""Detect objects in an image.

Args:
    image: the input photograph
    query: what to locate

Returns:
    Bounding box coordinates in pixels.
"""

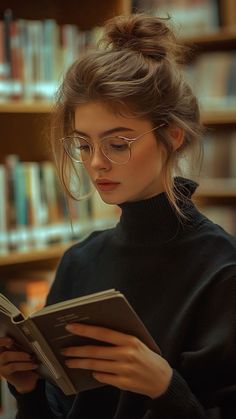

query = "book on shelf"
[0,156,92,252]
[0,269,54,317]
[0,165,7,255]
[0,11,104,101]
[133,0,219,35]
[0,289,160,395]
[201,132,230,178]
[185,52,236,111]
[229,131,236,178]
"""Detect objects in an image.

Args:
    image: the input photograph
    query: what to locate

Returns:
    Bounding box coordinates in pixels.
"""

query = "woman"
[1,14,235,419]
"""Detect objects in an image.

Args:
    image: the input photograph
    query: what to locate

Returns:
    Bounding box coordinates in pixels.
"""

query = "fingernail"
[5,339,13,347]
[65,324,75,331]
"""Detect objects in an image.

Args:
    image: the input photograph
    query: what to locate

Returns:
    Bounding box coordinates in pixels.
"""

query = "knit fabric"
[10,177,236,419]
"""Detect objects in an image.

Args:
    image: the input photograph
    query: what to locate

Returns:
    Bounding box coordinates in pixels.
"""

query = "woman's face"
[74,101,166,205]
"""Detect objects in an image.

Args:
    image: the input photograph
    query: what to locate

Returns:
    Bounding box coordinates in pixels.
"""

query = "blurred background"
[0,1,235,416]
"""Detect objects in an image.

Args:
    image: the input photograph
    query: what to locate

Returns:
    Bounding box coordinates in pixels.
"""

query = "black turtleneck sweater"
[10,178,236,419]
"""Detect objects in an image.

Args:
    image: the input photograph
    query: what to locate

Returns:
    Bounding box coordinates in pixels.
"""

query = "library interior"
[0,0,235,417]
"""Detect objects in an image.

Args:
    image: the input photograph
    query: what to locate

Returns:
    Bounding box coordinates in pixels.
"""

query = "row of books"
[185,52,236,110]
[179,130,236,179]
[0,10,103,101]
[0,269,53,316]
[0,156,118,254]
[133,0,220,35]
[200,130,236,178]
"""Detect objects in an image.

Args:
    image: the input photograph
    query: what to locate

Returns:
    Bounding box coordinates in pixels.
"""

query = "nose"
[89,144,111,171]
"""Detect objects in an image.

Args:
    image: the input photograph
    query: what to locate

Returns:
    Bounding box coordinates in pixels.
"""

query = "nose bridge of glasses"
[88,138,112,164]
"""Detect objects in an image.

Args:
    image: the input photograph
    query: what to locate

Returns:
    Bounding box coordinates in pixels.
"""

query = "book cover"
[0,289,160,395]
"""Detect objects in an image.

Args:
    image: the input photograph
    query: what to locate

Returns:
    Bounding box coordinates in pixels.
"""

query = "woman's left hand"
[61,323,173,399]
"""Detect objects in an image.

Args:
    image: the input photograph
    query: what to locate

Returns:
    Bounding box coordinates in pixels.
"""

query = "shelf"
[0,242,74,267]
[196,178,236,199]
[0,218,117,268]
[0,101,53,113]
[1,101,236,125]
[181,30,236,47]
[201,109,236,125]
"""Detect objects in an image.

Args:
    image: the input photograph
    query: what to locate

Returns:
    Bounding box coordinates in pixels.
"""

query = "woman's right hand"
[0,336,39,393]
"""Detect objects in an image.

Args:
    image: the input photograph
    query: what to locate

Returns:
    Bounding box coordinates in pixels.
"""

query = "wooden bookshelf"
[0,242,73,267]
[0,0,235,274]
[181,30,236,50]
[1,102,235,126]
[0,101,53,114]
[0,0,131,28]
[201,109,236,125]
[197,179,236,199]
[0,0,131,272]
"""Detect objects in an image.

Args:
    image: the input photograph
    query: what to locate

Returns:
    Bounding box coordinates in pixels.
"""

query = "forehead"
[74,101,152,133]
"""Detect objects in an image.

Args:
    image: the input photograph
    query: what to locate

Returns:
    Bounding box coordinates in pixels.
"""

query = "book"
[0,289,160,395]
[0,165,8,254]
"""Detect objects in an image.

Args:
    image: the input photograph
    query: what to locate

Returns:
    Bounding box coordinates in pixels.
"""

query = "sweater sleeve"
[145,274,236,419]
[8,380,55,419]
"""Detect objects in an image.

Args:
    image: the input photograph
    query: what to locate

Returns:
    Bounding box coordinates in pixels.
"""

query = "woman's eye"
[78,145,90,151]
[111,143,128,150]
[107,139,129,151]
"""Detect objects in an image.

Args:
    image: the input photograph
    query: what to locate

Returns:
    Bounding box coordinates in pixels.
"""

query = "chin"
[97,192,123,206]
[100,197,122,205]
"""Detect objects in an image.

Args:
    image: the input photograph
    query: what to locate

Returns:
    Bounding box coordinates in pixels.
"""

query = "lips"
[95,179,120,192]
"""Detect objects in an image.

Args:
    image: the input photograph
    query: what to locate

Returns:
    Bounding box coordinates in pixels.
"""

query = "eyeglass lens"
[65,136,131,164]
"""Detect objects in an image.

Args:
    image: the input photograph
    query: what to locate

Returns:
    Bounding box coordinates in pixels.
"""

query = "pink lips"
[96,179,120,192]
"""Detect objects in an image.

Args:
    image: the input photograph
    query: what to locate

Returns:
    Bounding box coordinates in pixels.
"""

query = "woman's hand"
[62,323,173,399]
[0,337,39,393]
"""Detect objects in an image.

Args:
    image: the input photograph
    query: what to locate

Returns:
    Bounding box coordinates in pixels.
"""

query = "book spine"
[17,319,76,395]
[0,165,8,254]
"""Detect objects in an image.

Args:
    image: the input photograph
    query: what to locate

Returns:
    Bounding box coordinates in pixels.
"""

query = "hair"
[50,13,204,216]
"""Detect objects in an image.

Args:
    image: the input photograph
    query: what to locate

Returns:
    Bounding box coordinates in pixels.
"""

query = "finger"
[0,337,14,348]
[61,345,126,360]
[93,371,127,389]
[65,357,122,375]
[65,323,133,346]
[1,362,39,376]
[0,351,33,365]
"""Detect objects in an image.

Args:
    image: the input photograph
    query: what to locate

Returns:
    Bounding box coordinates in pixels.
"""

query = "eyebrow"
[73,127,135,138]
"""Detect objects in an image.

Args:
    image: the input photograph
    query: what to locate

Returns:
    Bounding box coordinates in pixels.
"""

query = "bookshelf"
[0,0,128,266]
[4,0,235,413]
[0,101,52,113]
[0,0,235,274]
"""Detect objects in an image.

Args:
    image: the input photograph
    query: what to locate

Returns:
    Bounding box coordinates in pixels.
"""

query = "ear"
[169,125,184,151]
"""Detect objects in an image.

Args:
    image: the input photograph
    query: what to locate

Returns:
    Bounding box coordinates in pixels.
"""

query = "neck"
[115,177,202,245]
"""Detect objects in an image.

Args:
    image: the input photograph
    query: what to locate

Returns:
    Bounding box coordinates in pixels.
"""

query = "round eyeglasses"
[59,123,166,165]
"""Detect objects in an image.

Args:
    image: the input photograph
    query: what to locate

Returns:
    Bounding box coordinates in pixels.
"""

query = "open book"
[0,289,160,395]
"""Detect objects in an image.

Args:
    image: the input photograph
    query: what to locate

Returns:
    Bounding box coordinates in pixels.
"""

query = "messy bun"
[52,13,203,216]
[101,14,184,62]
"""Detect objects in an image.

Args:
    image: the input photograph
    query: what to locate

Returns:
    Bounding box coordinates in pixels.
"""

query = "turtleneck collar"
[115,177,202,245]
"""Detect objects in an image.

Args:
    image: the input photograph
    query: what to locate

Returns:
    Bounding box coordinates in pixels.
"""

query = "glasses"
[59,123,166,165]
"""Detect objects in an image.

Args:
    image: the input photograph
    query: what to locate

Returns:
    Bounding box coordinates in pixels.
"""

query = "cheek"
[134,143,164,177]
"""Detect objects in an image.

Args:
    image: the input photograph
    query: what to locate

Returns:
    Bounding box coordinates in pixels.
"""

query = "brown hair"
[50,13,204,215]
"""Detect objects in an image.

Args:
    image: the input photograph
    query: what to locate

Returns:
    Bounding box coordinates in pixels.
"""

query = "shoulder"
[196,217,236,251]
[190,215,236,275]
[63,228,114,260]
